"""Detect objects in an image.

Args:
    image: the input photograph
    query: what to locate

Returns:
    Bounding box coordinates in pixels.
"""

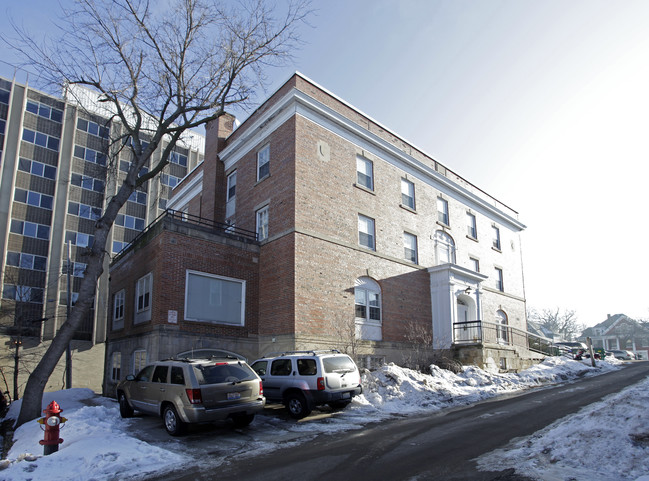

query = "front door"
[457,300,468,323]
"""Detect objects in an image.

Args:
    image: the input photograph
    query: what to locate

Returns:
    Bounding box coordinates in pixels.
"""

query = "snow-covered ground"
[0,356,646,481]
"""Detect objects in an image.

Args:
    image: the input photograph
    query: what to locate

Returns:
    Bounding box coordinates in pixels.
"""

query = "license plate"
[227,392,241,400]
[341,392,350,399]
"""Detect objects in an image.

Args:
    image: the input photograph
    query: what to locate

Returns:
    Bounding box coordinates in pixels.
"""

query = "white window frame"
[467,212,477,239]
[437,197,449,226]
[133,350,147,375]
[256,205,269,241]
[226,170,237,219]
[401,178,415,209]
[184,270,246,326]
[257,144,270,181]
[135,273,152,324]
[356,156,374,191]
[113,289,125,325]
[354,277,382,341]
[434,230,456,264]
[470,257,480,273]
[403,232,418,264]
[492,225,501,250]
[358,214,376,250]
[111,352,122,382]
[495,267,504,292]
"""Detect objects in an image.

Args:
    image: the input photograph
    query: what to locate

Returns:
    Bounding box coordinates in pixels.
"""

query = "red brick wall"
[108,226,260,340]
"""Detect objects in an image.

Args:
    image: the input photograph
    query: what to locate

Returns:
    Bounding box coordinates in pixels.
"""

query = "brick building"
[105,73,537,394]
[0,75,203,396]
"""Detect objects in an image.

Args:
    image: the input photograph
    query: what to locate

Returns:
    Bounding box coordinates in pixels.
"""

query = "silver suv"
[250,350,362,419]
[116,357,265,435]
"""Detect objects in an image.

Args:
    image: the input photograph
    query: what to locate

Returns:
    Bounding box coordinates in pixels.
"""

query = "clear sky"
[2,0,648,327]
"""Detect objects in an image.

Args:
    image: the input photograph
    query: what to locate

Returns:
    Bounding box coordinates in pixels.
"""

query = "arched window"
[434,230,456,264]
[354,277,382,341]
[496,309,508,344]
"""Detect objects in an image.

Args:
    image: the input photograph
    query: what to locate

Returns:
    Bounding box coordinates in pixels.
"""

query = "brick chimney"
[201,113,235,222]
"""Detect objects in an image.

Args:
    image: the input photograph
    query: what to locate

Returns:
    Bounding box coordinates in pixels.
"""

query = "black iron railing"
[453,320,555,356]
[112,209,258,261]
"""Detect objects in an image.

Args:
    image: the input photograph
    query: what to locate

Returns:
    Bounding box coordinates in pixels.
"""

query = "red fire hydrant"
[37,401,67,455]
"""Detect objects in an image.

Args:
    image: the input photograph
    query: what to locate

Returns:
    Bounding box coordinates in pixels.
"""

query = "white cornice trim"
[220,87,526,231]
[167,170,203,210]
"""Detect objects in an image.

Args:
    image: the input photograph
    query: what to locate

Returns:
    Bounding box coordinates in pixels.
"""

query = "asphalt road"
[155,361,649,481]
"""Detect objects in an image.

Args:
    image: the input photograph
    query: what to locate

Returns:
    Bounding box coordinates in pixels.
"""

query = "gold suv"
[117,357,266,435]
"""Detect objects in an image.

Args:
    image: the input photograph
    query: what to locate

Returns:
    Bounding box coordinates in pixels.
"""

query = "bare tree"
[2,0,310,428]
[528,307,584,341]
[325,313,362,360]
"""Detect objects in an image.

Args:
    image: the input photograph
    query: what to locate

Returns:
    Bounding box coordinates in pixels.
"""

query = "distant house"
[526,320,559,342]
[103,73,546,396]
[580,314,649,360]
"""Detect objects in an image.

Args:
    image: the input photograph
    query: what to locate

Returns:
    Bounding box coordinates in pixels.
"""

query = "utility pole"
[66,240,72,389]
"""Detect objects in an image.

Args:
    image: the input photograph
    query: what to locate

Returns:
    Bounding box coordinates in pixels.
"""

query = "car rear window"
[193,362,257,385]
[322,356,356,373]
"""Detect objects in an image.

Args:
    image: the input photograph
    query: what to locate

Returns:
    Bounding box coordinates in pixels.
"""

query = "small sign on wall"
[168,310,178,324]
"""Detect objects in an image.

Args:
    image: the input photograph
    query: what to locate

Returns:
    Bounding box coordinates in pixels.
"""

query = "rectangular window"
[136,273,152,312]
[22,128,60,151]
[128,190,147,205]
[26,100,63,123]
[116,214,146,231]
[6,251,47,271]
[111,352,122,382]
[169,151,188,167]
[467,212,477,239]
[18,158,57,180]
[14,188,54,210]
[112,240,128,254]
[133,350,147,375]
[11,219,50,240]
[492,225,501,250]
[2,284,44,303]
[73,145,106,166]
[77,118,109,138]
[227,171,236,202]
[256,205,269,241]
[72,262,87,278]
[403,232,418,264]
[437,197,449,225]
[71,173,105,193]
[401,178,415,209]
[356,156,374,190]
[495,267,504,292]
[66,230,94,248]
[161,173,181,188]
[185,270,246,326]
[0,88,9,104]
[68,202,102,221]
[358,214,375,250]
[226,171,236,219]
[114,289,125,322]
[470,257,480,272]
[257,145,270,180]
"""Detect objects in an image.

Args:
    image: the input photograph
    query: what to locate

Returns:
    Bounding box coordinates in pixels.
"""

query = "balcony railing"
[112,209,258,262]
[453,320,554,356]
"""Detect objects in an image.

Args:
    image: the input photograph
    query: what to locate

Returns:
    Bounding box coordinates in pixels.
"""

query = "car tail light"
[186,388,202,404]
[317,377,325,391]
[259,380,264,396]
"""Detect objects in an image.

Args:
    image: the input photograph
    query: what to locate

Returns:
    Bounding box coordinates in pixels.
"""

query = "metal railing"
[112,209,258,262]
[453,320,555,356]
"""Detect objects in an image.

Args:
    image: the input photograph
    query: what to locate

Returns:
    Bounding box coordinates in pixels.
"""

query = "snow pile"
[0,356,629,481]
[478,375,649,481]
[1,389,186,481]
[355,356,618,415]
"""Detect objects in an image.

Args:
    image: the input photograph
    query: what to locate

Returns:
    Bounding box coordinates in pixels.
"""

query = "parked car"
[116,357,265,435]
[605,349,636,360]
[250,350,363,419]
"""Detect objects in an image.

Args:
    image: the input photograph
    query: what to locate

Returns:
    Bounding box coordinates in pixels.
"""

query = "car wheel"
[118,392,134,418]
[328,400,351,410]
[232,413,255,428]
[163,405,186,436]
[286,392,311,419]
